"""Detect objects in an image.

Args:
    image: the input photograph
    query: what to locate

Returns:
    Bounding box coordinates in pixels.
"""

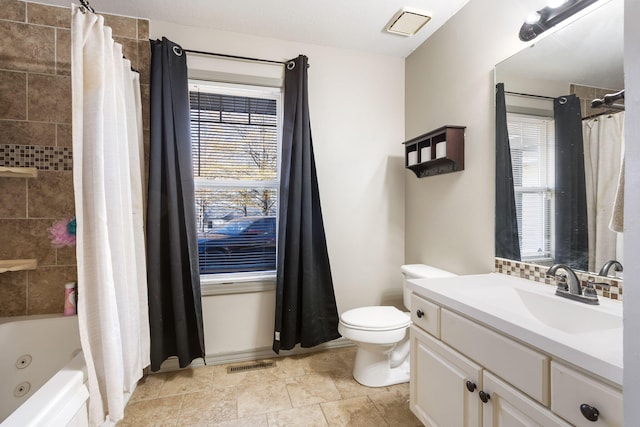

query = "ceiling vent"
[385,7,431,36]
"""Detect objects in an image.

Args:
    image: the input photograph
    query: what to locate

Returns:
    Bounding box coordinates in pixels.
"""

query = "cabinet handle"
[580,404,599,422]
[416,310,425,318]
[465,381,477,392]
[479,391,491,403]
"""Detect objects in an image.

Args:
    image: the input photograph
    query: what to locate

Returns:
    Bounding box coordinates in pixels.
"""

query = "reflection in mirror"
[494,0,624,276]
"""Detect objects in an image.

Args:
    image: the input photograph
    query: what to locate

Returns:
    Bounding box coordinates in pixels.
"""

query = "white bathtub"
[0,314,89,426]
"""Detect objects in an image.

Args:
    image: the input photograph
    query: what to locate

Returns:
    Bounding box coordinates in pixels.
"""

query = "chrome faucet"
[598,260,623,277]
[546,264,599,305]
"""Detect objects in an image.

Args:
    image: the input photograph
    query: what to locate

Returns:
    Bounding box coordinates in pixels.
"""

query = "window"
[507,113,555,262]
[189,81,282,282]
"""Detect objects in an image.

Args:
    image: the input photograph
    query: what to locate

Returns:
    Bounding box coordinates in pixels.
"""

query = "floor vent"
[226,360,275,374]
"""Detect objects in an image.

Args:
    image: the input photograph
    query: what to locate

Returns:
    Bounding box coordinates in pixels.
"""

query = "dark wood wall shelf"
[403,125,465,178]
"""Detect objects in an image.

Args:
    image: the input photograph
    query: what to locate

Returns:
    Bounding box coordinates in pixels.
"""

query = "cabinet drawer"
[551,361,622,427]
[441,309,550,406]
[411,294,440,338]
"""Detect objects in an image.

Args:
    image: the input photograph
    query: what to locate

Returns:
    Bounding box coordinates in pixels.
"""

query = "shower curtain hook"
[172,46,183,57]
[79,0,95,14]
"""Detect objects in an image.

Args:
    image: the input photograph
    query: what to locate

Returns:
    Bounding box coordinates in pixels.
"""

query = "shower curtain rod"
[505,91,554,101]
[183,49,288,66]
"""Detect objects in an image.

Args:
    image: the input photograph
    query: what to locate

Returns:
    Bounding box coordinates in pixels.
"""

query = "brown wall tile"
[0,219,57,266]
[56,245,77,266]
[56,28,71,76]
[28,171,75,218]
[138,40,150,85]
[27,265,77,314]
[0,120,56,146]
[137,19,149,40]
[0,71,27,120]
[141,83,150,130]
[27,74,71,123]
[115,36,139,70]
[57,124,72,147]
[0,0,25,22]
[27,3,71,28]
[0,178,27,218]
[0,271,27,316]
[103,14,137,39]
[0,21,55,74]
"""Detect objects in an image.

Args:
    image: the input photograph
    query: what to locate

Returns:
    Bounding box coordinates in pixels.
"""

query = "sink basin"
[406,273,623,385]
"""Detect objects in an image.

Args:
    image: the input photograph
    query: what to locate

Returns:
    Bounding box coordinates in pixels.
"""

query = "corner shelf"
[0,259,37,274]
[0,166,38,178]
[403,125,465,178]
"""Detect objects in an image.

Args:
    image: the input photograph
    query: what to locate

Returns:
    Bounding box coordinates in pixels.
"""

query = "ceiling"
[29,0,471,57]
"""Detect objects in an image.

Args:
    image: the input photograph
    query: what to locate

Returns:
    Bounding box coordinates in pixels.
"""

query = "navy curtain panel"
[554,95,589,271]
[495,83,521,260]
[147,38,205,371]
[273,55,340,353]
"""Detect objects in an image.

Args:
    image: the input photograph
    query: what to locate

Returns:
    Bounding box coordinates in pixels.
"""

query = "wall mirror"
[494,0,624,276]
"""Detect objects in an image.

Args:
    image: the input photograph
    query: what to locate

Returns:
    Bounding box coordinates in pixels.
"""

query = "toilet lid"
[340,306,411,331]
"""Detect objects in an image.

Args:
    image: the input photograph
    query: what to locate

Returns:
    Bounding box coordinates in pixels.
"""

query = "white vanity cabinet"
[409,292,621,427]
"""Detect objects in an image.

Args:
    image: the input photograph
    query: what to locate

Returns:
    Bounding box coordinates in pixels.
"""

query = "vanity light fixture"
[519,0,599,41]
[385,7,431,36]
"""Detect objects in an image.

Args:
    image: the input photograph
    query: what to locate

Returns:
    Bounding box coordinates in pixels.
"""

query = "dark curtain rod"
[183,49,287,66]
[505,91,554,101]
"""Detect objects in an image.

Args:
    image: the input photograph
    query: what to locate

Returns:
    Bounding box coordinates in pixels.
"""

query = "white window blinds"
[507,113,555,261]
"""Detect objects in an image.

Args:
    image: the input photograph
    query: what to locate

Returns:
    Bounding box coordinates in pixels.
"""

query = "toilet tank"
[401,264,457,310]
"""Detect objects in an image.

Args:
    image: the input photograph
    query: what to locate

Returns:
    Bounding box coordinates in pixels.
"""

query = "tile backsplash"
[495,257,622,301]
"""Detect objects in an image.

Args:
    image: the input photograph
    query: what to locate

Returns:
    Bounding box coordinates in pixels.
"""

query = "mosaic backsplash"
[1,144,73,171]
[495,257,622,301]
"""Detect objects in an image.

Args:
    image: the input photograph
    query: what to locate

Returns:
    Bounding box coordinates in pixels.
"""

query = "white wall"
[150,22,406,356]
[624,0,640,422]
[404,0,534,274]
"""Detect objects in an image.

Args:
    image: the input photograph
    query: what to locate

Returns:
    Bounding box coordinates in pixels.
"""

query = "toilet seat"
[340,306,410,331]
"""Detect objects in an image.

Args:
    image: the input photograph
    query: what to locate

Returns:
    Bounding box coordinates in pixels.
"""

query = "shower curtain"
[583,112,625,271]
[71,5,149,424]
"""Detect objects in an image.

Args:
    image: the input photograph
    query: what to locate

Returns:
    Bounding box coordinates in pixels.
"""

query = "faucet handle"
[584,280,609,299]
[550,273,569,291]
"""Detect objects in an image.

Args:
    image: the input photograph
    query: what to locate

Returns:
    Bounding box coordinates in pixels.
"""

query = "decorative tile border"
[495,257,622,301]
[0,144,72,171]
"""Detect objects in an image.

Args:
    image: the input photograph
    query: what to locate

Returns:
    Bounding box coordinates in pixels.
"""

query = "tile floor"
[120,347,422,426]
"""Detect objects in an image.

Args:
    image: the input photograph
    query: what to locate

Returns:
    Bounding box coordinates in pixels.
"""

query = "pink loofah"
[48,217,76,248]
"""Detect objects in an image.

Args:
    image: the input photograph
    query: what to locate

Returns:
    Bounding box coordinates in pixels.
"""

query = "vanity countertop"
[407,273,623,387]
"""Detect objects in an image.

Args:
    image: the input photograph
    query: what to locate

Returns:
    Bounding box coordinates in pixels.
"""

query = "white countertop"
[407,273,623,387]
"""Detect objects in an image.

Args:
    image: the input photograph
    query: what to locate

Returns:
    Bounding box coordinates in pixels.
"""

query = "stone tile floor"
[120,347,422,426]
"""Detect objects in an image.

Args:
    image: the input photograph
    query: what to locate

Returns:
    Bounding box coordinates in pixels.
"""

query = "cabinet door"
[410,326,482,427]
[482,371,571,427]
[551,361,622,427]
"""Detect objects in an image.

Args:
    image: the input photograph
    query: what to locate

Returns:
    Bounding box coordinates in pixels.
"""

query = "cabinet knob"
[465,381,477,392]
[416,310,425,318]
[580,404,599,422]
[479,391,491,403]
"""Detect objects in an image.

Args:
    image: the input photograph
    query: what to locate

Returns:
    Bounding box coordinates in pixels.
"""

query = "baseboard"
[155,337,354,373]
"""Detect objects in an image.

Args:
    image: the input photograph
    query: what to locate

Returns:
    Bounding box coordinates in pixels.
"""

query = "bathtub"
[0,314,89,426]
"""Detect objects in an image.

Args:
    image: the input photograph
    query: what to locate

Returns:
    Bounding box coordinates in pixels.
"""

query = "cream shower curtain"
[71,5,149,425]
[583,111,625,272]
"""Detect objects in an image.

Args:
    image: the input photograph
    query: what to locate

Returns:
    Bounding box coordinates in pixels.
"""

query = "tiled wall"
[0,0,150,317]
[570,83,624,118]
[495,257,623,301]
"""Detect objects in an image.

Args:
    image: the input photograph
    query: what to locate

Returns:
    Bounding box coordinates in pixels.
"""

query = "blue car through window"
[197,216,276,274]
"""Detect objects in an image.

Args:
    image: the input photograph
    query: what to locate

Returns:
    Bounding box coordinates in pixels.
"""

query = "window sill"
[200,271,276,296]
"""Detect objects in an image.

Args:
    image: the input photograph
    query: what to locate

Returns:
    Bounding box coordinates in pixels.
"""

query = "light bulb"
[525,11,542,24]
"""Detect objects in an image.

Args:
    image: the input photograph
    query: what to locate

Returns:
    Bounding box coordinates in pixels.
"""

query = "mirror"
[495,0,624,275]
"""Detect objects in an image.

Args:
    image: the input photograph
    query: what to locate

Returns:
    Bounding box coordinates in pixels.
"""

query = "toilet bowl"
[338,264,456,387]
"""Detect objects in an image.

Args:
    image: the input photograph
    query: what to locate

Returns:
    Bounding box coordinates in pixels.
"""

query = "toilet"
[338,264,457,387]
